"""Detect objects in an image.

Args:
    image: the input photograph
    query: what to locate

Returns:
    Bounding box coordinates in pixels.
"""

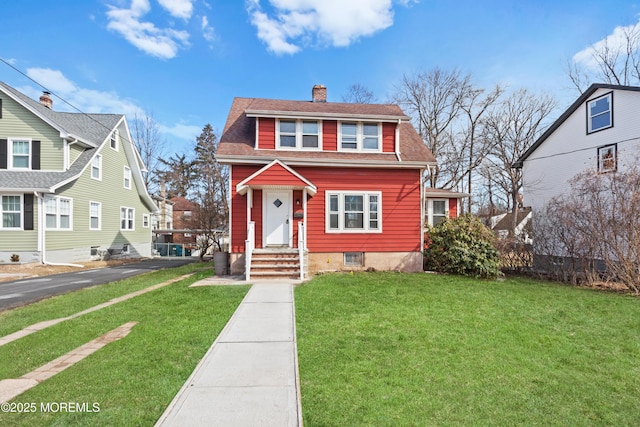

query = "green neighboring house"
[0,81,156,264]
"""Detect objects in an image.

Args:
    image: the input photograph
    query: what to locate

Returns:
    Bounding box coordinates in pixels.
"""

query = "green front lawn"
[295,273,640,426]
[0,263,249,426]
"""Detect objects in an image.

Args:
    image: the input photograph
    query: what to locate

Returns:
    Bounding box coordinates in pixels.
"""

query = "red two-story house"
[217,85,437,279]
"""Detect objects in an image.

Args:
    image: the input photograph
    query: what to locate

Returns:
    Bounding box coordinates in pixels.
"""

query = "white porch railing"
[245,221,255,281]
[298,221,306,280]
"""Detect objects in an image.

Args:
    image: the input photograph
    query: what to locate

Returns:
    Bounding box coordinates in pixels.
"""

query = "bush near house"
[424,214,501,278]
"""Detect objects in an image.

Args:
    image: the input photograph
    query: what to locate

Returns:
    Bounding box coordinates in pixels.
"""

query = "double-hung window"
[597,144,617,173]
[428,199,448,226]
[1,195,22,229]
[124,166,132,189]
[340,122,380,151]
[120,207,135,230]
[327,191,381,232]
[277,119,321,149]
[45,196,72,230]
[89,201,101,230]
[10,139,30,169]
[91,154,102,180]
[110,130,119,150]
[587,92,612,133]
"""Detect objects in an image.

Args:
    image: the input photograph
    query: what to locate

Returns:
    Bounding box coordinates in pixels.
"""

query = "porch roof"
[236,159,317,196]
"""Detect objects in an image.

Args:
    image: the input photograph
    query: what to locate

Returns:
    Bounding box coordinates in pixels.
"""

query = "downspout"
[36,191,84,268]
[395,119,402,162]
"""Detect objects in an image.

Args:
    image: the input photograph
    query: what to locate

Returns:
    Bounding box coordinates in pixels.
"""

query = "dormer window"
[277,119,321,149]
[587,92,612,134]
[340,122,380,151]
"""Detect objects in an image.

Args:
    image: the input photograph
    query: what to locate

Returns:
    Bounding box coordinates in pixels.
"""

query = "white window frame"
[338,122,381,152]
[91,154,102,181]
[276,119,322,150]
[123,166,132,189]
[89,201,101,230]
[326,191,382,233]
[427,199,448,227]
[120,207,135,231]
[587,92,613,134]
[8,138,31,169]
[142,213,150,228]
[110,130,119,151]
[1,194,23,230]
[44,196,73,230]
[597,144,617,173]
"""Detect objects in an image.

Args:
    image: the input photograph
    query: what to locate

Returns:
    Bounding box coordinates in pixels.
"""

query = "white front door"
[264,190,290,246]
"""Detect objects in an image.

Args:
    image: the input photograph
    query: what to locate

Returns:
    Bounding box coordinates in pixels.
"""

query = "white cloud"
[246,0,408,55]
[106,0,190,59]
[202,15,215,42]
[573,20,640,69]
[159,122,202,141]
[23,67,144,117]
[157,0,194,20]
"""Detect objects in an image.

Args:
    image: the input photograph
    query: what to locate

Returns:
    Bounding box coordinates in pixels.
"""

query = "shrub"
[424,214,501,279]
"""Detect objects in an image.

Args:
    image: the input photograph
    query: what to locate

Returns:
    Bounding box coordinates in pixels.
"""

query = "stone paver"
[0,322,137,403]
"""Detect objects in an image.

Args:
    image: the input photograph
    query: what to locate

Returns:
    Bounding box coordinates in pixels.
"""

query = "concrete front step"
[250,249,303,280]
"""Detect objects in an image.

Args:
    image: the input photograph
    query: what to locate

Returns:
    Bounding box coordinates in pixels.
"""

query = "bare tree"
[567,23,640,93]
[192,124,229,259]
[534,163,640,293]
[458,84,505,212]
[130,113,166,193]
[342,83,376,103]
[484,89,556,235]
[390,68,472,187]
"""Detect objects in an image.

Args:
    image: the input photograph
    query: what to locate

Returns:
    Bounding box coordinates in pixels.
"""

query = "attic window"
[587,92,612,134]
[276,119,321,150]
[339,122,380,151]
[110,130,119,150]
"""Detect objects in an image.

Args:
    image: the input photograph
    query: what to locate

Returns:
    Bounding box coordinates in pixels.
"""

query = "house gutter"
[35,191,84,268]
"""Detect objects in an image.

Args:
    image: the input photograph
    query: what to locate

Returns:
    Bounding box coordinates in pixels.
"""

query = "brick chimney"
[312,84,327,102]
[39,91,53,109]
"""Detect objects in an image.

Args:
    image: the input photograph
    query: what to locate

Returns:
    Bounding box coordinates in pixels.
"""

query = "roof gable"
[236,159,317,195]
[514,83,640,167]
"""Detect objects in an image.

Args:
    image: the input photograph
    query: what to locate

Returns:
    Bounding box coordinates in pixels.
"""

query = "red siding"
[258,118,275,149]
[251,190,263,248]
[323,121,337,151]
[299,167,421,252]
[448,198,458,218]
[231,165,261,253]
[245,162,309,187]
[382,122,395,153]
[292,189,303,248]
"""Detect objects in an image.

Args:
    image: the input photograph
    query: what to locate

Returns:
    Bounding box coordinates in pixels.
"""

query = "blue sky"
[1,0,639,155]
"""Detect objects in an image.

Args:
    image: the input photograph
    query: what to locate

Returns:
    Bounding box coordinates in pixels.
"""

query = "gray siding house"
[0,81,156,264]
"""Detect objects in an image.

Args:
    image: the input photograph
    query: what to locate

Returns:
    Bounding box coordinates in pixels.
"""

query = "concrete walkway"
[155,281,302,427]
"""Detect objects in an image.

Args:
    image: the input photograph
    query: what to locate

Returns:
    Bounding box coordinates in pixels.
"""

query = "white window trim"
[338,122,382,152]
[8,138,32,170]
[123,166,132,189]
[91,154,102,181]
[44,196,73,231]
[89,201,102,230]
[597,144,617,173]
[110,130,119,151]
[0,194,23,230]
[587,92,613,134]
[427,199,448,227]
[276,119,323,150]
[325,191,382,233]
[142,213,150,228]
[120,207,135,231]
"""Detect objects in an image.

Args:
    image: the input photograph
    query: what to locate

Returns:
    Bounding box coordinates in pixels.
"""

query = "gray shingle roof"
[0,82,121,191]
[0,81,123,147]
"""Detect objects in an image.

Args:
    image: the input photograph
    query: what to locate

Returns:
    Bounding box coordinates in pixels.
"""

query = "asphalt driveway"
[0,258,198,312]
